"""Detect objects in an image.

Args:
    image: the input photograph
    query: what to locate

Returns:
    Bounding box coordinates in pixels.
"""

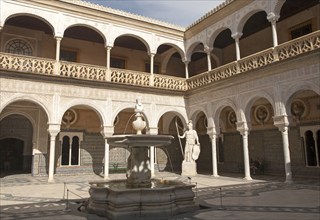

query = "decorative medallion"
[291,99,306,120]
[228,111,237,127]
[254,105,269,125]
[62,109,77,128]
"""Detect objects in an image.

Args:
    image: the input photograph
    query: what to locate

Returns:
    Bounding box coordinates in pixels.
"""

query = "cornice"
[59,0,185,31]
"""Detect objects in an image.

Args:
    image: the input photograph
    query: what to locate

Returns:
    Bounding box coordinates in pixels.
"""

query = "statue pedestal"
[181,161,197,176]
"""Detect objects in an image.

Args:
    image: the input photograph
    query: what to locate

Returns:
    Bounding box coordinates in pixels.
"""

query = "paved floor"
[0,171,319,219]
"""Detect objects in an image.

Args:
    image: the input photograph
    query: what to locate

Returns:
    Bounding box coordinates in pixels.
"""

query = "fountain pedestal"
[181,161,197,176]
[126,146,151,188]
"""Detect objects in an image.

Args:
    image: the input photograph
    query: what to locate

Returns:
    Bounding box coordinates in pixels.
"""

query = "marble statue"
[179,120,200,163]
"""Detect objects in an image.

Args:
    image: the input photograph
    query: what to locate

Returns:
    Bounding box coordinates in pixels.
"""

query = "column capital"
[207,126,218,138]
[54,36,63,41]
[273,115,289,132]
[148,127,158,135]
[182,57,190,63]
[100,126,114,138]
[236,121,249,136]
[105,45,113,50]
[231,32,243,40]
[267,12,280,23]
[204,45,213,54]
[47,123,60,136]
[148,51,156,57]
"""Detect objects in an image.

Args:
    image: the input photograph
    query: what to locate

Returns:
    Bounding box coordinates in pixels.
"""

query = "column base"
[243,176,252,181]
[212,174,220,177]
[181,161,197,176]
[48,178,55,183]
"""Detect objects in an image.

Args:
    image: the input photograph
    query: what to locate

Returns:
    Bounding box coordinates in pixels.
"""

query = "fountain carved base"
[86,179,197,220]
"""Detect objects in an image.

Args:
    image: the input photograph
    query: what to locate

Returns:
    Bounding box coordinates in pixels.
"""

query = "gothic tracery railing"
[186,30,320,90]
[0,31,319,91]
[110,68,150,87]
[0,53,55,75]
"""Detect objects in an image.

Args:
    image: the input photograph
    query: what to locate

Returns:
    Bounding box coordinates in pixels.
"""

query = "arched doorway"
[0,113,34,175]
[0,138,25,173]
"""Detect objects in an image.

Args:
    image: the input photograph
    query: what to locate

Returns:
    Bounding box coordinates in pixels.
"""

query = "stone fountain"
[84,98,197,220]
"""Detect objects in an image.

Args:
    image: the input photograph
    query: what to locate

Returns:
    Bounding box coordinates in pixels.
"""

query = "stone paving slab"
[0,172,319,220]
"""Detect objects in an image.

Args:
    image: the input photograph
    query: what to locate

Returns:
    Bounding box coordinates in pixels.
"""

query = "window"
[217,136,224,163]
[145,63,159,74]
[111,57,125,69]
[59,132,83,166]
[300,126,320,167]
[290,21,312,39]
[60,49,78,62]
[5,39,33,56]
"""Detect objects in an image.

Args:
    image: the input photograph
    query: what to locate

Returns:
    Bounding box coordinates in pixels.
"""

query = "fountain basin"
[86,179,197,220]
[107,134,174,147]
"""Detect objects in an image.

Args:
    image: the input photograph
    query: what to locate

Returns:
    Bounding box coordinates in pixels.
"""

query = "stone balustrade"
[0,31,319,91]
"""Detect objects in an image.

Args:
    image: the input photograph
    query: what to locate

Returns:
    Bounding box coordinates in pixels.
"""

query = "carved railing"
[0,53,55,75]
[187,30,320,90]
[276,31,320,60]
[154,74,188,91]
[0,31,319,91]
[60,61,107,81]
[110,68,150,87]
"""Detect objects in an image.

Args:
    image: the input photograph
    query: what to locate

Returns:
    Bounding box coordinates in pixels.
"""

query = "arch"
[213,98,238,127]
[185,41,204,61]
[114,33,151,53]
[60,101,106,126]
[235,9,268,35]
[0,95,50,123]
[63,24,106,44]
[0,111,36,129]
[160,48,183,74]
[189,106,209,123]
[155,107,188,130]
[4,13,55,35]
[208,27,232,49]
[156,43,185,59]
[284,81,320,115]
[242,91,275,124]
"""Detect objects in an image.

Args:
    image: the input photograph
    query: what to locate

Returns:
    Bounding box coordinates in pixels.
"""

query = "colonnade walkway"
[0,171,319,220]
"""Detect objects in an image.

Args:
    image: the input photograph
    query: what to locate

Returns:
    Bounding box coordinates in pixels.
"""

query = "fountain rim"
[89,178,195,192]
[107,134,174,147]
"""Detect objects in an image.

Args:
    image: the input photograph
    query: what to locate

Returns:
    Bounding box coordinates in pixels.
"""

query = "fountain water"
[84,98,197,219]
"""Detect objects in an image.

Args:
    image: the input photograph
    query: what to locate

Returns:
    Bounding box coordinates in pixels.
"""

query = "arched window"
[5,39,33,56]
[300,126,319,167]
[59,132,83,166]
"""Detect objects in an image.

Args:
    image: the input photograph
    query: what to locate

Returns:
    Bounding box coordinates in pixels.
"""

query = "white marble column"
[236,121,252,180]
[54,37,62,75]
[148,127,158,177]
[101,126,114,179]
[231,33,242,61]
[47,124,60,182]
[210,133,219,177]
[106,46,112,69]
[184,60,189,79]
[274,115,293,183]
[267,13,279,47]
[204,46,212,71]
[149,52,155,86]
[55,37,62,61]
